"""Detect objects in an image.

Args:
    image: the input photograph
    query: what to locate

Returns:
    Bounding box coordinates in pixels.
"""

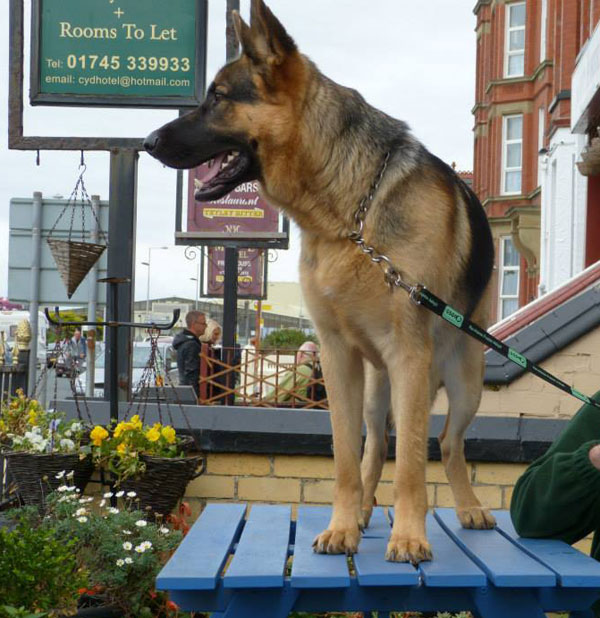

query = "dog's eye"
[213,90,227,103]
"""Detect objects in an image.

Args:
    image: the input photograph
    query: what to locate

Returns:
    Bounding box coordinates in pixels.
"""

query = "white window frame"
[504,2,526,78]
[539,0,547,62]
[502,114,523,195]
[498,236,521,320]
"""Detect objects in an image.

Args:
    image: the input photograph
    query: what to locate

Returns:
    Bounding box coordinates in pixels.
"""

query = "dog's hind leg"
[440,336,496,529]
[360,361,391,529]
[313,336,365,555]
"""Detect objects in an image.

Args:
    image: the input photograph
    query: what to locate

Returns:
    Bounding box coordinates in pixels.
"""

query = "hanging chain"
[47,157,108,246]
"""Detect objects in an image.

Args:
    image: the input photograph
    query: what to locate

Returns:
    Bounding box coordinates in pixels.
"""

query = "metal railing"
[198,347,328,410]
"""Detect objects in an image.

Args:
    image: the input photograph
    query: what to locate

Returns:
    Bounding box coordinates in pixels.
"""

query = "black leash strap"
[411,286,600,410]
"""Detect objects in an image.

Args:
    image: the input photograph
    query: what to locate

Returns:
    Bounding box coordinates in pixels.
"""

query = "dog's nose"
[143,131,159,153]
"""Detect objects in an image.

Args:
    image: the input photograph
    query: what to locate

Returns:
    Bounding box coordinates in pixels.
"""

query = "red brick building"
[473,0,600,324]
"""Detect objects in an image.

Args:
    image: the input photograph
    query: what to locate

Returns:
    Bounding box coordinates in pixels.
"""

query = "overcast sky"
[0,0,477,302]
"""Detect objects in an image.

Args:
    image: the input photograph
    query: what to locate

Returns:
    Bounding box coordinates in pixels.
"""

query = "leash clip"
[409,284,425,306]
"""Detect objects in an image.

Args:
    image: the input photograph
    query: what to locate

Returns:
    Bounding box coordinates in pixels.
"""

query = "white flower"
[122,530,132,535]
[77,516,88,523]
[75,508,87,517]
[115,490,124,498]
[103,492,113,498]
[71,422,82,432]
[126,491,136,498]
[60,438,75,451]
[57,485,68,493]
[55,471,66,480]
[67,486,76,492]
[122,542,133,551]
[66,470,75,479]
[99,499,106,507]
[135,520,147,528]
[116,559,125,567]
[134,544,146,553]
[108,507,119,515]
[141,541,152,550]
[75,488,81,493]
[159,527,169,535]
[124,557,133,564]
[64,429,72,438]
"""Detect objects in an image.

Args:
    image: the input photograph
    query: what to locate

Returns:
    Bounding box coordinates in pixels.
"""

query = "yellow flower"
[130,415,142,430]
[161,426,176,444]
[90,425,109,446]
[145,427,161,442]
[117,442,128,454]
[27,410,37,425]
[114,422,126,438]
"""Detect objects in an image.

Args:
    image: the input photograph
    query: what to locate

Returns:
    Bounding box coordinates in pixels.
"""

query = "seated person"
[263,341,321,405]
[511,389,600,617]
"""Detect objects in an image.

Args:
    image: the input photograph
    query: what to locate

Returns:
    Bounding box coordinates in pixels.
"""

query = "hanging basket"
[117,449,204,516]
[3,450,95,508]
[47,238,106,299]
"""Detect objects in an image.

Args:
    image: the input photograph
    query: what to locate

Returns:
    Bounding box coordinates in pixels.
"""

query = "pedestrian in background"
[172,311,207,398]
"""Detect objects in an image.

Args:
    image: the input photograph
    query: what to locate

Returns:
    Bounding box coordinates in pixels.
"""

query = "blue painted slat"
[223,504,291,588]
[419,513,487,587]
[494,510,600,588]
[157,503,246,590]
[290,506,351,588]
[353,507,419,586]
[434,508,556,587]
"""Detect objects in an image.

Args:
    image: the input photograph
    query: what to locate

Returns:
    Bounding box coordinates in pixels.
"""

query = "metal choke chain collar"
[347,151,423,302]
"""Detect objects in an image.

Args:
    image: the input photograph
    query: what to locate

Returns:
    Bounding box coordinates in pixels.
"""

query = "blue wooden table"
[156,503,600,617]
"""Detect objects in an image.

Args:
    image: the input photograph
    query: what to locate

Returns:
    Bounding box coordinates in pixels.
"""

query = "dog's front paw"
[385,535,432,564]
[312,527,361,555]
[457,506,496,529]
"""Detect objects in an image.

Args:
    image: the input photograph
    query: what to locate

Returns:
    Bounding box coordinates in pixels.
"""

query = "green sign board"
[31,0,206,107]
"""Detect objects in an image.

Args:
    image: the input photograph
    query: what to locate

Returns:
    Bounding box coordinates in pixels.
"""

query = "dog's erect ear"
[232,11,256,59]
[247,0,296,66]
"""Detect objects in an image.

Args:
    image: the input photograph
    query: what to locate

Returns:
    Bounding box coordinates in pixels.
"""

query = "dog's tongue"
[197,153,228,183]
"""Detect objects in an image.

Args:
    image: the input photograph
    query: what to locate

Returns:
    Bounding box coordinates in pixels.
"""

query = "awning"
[577,136,600,176]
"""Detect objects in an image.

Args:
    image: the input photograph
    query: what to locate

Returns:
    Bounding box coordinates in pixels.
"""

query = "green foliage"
[0,519,85,614]
[0,607,47,618]
[46,310,104,343]
[261,328,317,351]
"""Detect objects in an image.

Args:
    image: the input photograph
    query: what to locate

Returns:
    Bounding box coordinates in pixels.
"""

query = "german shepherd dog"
[145,0,495,563]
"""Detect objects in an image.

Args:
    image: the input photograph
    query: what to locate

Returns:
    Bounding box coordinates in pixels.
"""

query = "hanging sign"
[203,247,267,300]
[177,164,289,249]
[30,0,206,107]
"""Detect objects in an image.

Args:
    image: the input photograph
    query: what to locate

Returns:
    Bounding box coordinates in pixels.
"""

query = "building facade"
[473,0,600,324]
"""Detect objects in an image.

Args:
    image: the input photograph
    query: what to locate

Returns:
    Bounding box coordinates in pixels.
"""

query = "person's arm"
[511,393,600,545]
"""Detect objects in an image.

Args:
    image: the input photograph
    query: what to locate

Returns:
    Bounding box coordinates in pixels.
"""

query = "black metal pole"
[106,150,138,408]
[222,0,240,355]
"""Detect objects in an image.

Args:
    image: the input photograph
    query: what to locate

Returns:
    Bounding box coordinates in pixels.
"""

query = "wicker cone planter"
[4,450,95,508]
[47,238,106,299]
[118,452,204,516]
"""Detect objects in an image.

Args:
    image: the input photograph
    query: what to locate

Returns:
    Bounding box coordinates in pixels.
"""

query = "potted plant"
[2,482,188,617]
[0,389,93,507]
[87,415,203,515]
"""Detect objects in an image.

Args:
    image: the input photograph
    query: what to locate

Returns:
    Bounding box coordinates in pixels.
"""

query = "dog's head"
[144,0,304,202]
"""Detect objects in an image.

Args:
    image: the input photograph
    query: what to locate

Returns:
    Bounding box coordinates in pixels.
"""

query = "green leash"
[409,284,600,410]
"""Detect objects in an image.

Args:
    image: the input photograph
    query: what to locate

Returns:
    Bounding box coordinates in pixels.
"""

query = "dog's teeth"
[194,179,204,189]
[227,154,235,163]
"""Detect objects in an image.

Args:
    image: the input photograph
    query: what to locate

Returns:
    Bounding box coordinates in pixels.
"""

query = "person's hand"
[589,444,600,470]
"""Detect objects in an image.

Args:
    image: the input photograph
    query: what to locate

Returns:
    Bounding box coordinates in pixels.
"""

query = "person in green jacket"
[263,341,320,405]
[511,389,600,615]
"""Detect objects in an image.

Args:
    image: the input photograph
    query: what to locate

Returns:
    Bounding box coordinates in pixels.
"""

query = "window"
[505,2,526,77]
[502,114,523,194]
[499,236,520,319]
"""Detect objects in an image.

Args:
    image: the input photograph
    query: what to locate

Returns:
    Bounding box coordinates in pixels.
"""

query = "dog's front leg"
[313,338,365,555]
[386,342,433,564]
